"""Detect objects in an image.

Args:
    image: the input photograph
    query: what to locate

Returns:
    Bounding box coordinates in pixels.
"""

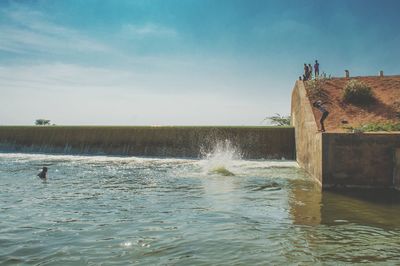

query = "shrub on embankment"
[342,80,374,105]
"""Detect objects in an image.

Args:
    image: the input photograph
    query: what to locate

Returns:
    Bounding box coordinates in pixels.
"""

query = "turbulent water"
[1,150,400,265]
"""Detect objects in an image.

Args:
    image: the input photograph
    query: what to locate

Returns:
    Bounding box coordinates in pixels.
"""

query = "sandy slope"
[305,76,400,132]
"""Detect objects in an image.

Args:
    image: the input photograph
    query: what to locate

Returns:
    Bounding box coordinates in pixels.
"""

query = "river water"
[1,151,400,265]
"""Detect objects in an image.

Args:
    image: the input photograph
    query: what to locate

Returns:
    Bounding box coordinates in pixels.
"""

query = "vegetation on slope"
[342,80,374,105]
[344,122,400,133]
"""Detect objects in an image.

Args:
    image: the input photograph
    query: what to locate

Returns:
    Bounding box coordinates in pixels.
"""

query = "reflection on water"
[289,180,400,264]
[289,178,322,226]
[321,189,400,228]
[290,181,400,228]
[0,153,400,265]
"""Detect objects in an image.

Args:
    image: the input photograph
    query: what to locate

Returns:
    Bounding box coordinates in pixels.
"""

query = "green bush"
[306,79,325,98]
[346,122,400,132]
[342,80,374,105]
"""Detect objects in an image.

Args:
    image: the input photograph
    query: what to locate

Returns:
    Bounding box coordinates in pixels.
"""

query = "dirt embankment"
[304,76,400,132]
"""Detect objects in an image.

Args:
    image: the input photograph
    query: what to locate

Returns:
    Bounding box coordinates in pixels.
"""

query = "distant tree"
[35,119,51,126]
[264,113,291,126]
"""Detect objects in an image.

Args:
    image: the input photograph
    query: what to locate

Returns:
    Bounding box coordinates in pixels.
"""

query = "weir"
[3,79,398,190]
[0,126,295,160]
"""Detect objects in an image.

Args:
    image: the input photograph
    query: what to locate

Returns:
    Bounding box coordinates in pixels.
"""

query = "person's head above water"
[38,166,48,179]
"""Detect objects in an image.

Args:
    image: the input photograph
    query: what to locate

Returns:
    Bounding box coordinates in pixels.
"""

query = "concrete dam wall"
[291,80,400,190]
[323,133,400,189]
[291,80,323,185]
[0,126,295,159]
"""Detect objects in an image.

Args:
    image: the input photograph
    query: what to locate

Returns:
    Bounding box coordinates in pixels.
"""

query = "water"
[1,151,400,265]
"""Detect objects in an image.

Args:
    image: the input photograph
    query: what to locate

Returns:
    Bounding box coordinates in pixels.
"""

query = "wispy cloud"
[121,23,178,38]
[0,63,138,92]
[0,7,110,55]
[0,3,291,125]
[0,63,267,125]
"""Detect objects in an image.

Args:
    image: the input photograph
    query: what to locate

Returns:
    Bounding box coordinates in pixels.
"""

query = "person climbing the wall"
[312,100,329,132]
[314,60,320,77]
[37,166,48,180]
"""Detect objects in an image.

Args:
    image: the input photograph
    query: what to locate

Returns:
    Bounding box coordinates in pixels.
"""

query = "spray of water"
[200,139,242,176]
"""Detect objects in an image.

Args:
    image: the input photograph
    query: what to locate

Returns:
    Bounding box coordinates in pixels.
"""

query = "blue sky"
[1,0,400,125]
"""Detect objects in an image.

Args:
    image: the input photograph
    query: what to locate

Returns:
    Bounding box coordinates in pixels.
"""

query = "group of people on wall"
[297,59,329,132]
[301,60,319,81]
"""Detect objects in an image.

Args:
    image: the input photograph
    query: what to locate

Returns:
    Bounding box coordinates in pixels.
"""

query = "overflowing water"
[1,147,400,265]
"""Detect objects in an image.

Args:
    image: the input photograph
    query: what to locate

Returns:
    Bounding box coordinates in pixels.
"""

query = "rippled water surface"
[1,153,400,265]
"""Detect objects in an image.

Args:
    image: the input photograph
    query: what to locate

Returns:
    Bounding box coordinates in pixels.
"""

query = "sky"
[1,0,400,126]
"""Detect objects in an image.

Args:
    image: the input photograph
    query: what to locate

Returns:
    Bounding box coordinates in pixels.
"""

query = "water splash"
[211,166,235,176]
[200,139,242,176]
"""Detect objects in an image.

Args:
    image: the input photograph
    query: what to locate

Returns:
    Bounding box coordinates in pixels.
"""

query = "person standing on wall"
[314,60,320,77]
[308,64,313,80]
[304,63,309,80]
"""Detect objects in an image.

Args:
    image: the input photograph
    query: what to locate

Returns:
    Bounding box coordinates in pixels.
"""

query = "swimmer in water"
[37,167,48,179]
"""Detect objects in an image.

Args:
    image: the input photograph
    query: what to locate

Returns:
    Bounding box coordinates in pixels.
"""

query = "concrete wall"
[0,126,295,159]
[291,80,400,189]
[291,81,323,184]
[395,149,400,190]
[322,133,400,188]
